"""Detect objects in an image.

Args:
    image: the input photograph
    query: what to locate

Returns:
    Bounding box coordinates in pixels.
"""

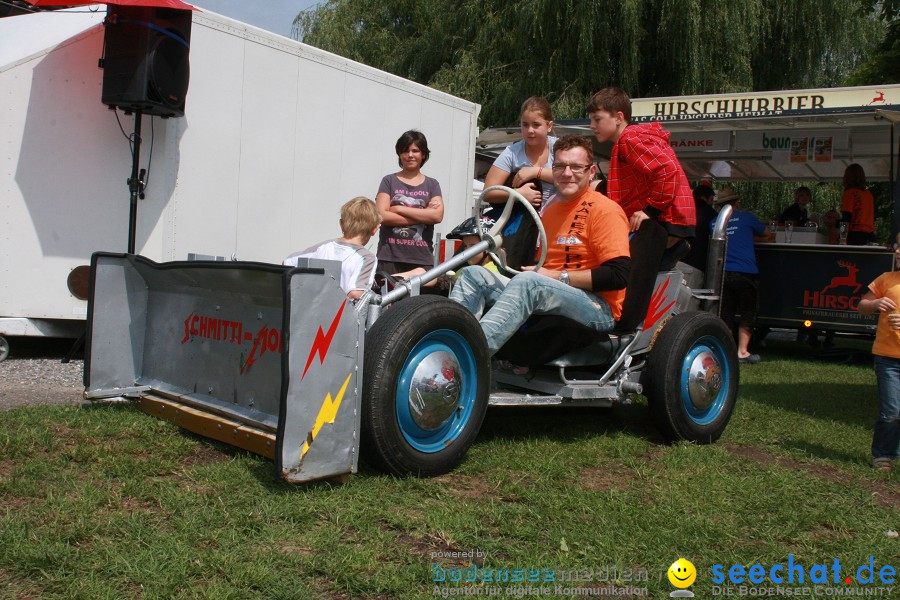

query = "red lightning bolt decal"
[301,299,347,381]
[643,278,676,329]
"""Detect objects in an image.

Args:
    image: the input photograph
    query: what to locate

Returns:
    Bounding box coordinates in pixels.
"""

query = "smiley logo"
[667,558,696,588]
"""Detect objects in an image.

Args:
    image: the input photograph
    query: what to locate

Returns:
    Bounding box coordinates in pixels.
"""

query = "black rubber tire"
[362,295,490,476]
[0,336,8,362]
[643,311,739,444]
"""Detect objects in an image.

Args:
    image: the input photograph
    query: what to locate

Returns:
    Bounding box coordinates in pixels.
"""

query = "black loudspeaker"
[101,5,192,118]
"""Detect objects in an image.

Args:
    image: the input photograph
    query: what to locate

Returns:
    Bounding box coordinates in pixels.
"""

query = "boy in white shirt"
[283,197,382,299]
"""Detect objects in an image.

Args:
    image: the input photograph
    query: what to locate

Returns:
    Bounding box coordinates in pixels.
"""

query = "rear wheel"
[362,296,490,476]
[0,336,8,362]
[644,311,738,443]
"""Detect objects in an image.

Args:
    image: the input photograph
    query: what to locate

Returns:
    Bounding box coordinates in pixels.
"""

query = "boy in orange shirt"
[857,235,900,471]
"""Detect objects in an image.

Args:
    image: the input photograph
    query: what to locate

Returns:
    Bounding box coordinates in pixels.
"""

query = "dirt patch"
[579,463,636,492]
[0,460,15,478]
[0,565,43,600]
[435,473,523,503]
[181,444,228,467]
[724,444,900,509]
[1,495,43,512]
[378,520,484,567]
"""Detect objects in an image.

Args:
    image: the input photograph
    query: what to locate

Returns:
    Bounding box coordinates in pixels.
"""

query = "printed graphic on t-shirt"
[553,199,594,269]
[389,191,429,247]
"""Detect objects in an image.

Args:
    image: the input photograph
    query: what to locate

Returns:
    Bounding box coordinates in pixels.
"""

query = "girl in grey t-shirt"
[375,130,444,272]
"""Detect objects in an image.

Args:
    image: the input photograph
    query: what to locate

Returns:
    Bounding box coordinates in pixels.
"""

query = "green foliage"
[293,0,886,126]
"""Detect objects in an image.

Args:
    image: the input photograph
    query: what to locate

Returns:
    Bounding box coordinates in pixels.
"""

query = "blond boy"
[284,197,382,299]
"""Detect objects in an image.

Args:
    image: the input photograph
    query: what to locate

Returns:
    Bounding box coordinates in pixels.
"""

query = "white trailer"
[0,6,480,359]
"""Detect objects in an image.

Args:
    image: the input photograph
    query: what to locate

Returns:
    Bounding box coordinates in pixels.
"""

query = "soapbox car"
[83,187,737,483]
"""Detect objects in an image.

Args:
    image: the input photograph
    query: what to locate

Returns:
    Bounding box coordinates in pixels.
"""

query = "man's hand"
[521,265,555,278]
[628,210,649,232]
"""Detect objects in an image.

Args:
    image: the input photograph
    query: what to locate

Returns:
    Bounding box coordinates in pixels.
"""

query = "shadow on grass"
[741,381,876,428]
[478,402,662,445]
[757,335,873,365]
[777,440,864,466]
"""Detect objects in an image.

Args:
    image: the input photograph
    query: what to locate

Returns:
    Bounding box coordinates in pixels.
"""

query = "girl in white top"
[483,97,558,210]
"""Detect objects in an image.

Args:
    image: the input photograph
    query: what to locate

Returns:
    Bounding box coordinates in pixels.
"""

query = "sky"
[192,0,321,38]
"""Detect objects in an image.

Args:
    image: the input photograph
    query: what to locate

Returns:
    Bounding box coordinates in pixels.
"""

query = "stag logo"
[821,261,862,294]
[865,91,886,106]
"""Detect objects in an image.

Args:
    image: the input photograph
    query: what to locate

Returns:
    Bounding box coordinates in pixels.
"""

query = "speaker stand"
[126,110,146,254]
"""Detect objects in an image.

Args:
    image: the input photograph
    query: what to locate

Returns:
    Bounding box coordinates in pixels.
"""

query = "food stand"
[755,241,892,334]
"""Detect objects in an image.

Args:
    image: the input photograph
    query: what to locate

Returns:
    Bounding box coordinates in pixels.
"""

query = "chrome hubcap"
[686,350,722,411]
[407,350,461,430]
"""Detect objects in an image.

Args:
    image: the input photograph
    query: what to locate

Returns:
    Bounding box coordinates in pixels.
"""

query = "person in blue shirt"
[712,188,774,364]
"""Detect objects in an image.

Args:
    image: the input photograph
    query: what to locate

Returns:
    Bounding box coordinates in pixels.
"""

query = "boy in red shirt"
[587,87,695,239]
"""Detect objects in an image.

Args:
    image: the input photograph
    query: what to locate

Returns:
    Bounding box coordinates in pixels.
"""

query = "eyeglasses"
[551,163,592,175]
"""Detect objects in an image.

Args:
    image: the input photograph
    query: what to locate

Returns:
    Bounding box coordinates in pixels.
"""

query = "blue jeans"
[449,266,616,356]
[873,355,900,460]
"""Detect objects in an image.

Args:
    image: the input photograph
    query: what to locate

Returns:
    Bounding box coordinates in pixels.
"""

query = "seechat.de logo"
[710,555,897,595]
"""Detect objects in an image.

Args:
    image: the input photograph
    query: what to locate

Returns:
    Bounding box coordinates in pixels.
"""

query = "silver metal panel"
[137,262,286,422]
[280,272,363,482]
[86,255,149,397]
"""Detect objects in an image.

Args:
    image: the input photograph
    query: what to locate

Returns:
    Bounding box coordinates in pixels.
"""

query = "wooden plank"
[137,394,276,459]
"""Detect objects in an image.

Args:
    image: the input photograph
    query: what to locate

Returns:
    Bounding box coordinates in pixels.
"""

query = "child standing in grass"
[857,235,900,472]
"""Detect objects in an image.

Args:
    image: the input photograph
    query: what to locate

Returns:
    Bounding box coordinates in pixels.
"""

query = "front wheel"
[362,296,490,476]
[643,311,739,443]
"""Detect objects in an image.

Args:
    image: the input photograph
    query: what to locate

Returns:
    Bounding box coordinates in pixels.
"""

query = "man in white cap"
[713,188,774,364]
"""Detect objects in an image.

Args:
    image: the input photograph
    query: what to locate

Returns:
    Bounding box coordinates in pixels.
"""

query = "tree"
[294,0,886,126]
[845,0,900,84]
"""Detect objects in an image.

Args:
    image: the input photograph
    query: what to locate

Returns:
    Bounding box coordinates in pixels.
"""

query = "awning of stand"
[476,85,900,183]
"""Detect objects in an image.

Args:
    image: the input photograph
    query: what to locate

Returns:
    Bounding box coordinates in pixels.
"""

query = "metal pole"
[127,110,143,254]
[704,203,733,316]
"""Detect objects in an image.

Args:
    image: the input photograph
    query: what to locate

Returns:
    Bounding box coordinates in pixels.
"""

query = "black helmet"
[446,215,496,240]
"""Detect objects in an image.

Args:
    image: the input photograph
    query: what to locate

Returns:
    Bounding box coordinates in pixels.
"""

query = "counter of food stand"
[754,241,894,333]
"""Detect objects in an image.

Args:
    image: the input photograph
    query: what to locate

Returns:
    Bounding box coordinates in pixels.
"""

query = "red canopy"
[26,0,197,10]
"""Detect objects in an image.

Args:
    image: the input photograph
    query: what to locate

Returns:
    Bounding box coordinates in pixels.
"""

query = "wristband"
[537,167,543,181]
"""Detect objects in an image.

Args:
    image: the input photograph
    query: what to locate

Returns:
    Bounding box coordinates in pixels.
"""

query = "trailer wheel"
[362,295,490,476]
[644,311,738,443]
[0,336,8,362]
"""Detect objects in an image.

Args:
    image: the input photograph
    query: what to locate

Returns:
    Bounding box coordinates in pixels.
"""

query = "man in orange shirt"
[449,135,631,355]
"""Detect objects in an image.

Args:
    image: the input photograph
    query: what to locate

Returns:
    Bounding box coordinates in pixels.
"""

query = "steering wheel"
[476,185,548,275]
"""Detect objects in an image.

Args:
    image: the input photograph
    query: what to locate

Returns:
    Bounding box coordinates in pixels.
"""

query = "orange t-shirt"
[868,271,900,359]
[538,189,630,319]
[840,188,874,233]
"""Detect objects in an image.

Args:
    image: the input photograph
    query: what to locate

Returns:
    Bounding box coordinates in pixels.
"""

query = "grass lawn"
[1,335,897,599]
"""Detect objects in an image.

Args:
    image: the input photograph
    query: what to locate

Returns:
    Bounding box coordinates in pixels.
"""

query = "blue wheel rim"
[395,329,478,453]
[679,335,731,426]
